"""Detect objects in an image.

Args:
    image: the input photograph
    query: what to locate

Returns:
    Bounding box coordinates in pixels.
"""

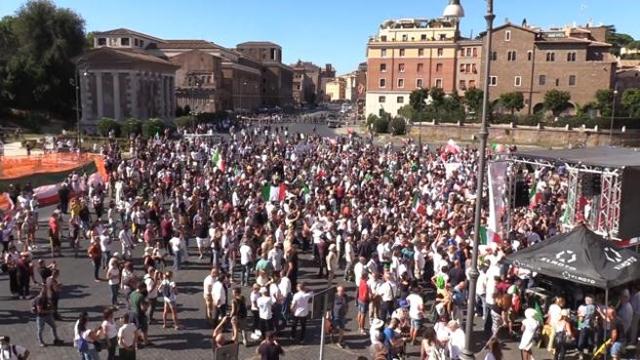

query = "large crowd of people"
[0,124,638,360]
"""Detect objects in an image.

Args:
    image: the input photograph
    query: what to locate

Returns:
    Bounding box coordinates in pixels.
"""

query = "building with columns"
[75,46,178,130]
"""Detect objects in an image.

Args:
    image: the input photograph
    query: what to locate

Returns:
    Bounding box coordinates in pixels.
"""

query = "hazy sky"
[1,0,639,74]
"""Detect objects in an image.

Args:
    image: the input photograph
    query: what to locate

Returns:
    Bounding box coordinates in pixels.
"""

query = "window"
[397,96,404,104]
[507,51,517,61]
[436,63,443,72]
[397,78,404,88]
[97,37,106,46]
[402,34,408,41]
[399,49,405,57]
[459,64,465,73]
[567,52,576,62]
[398,63,405,72]
[139,40,144,47]
[417,63,424,72]
[466,48,472,57]
[546,52,555,61]
[381,35,387,42]
[439,34,446,40]
[489,76,498,86]
[472,64,477,73]
[491,51,497,61]
[378,96,386,103]
[514,76,522,87]
[379,79,386,88]
[380,63,386,72]
[134,38,139,46]
[465,64,471,73]
[472,48,478,57]
[505,30,511,41]
[539,75,546,85]
[469,80,476,88]
[555,78,560,86]
[435,79,443,88]
[121,37,130,46]
[381,49,387,57]
[421,34,427,40]
[418,48,424,56]
[416,79,424,88]
[459,80,467,90]
[437,48,444,57]
[569,75,576,86]
[527,51,533,61]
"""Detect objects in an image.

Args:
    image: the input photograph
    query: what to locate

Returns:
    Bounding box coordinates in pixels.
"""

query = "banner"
[487,161,508,243]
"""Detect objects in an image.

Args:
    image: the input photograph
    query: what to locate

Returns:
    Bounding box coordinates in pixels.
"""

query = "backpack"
[162,282,172,298]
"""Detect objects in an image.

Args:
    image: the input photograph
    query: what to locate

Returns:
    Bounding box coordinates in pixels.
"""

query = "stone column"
[96,72,104,118]
[129,72,138,119]
[157,73,165,119]
[113,72,121,120]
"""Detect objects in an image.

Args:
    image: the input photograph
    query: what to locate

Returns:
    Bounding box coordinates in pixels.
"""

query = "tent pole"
[604,287,608,360]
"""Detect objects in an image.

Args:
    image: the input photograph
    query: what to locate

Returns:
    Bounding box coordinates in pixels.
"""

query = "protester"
[159,271,180,330]
[0,336,29,360]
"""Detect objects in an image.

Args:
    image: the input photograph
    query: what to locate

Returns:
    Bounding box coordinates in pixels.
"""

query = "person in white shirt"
[119,228,134,260]
[99,230,113,269]
[169,233,185,271]
[378,272,397,321]
[101,308,118,359]
[203,269,216,321]
[353,257,366,286]
[211,273,228,324]
[117,313,137,359]
[106,258,121,307]
[278,273,292,324]
[239,240,253,286]
[447,320,465,360]
[0,336,29,360]
[268,244,284,274]
[290,282,313,343]
[326,244,338,282]
[406,286,424,344]
[256,287,274,339]
[144,267,159,321]
[343,237,355,281]
[160,271,180,330]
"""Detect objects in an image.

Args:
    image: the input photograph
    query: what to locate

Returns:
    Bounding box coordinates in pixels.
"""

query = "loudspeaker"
[581,173,602,197]
[514,180,530,207]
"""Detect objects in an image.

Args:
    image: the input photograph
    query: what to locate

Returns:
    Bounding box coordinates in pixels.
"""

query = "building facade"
[76,46,178,129]
[483,24,616,114]
[325,77,346,101]
[291,61,322,106]
[366,18,459,117]
[170,49,223,113]
[319,64,336,102]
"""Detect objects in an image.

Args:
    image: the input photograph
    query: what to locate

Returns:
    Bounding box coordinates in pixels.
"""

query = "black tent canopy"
[504,225,640,289]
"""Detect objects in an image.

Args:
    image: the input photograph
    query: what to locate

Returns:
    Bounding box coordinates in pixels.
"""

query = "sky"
[1,0,639,74]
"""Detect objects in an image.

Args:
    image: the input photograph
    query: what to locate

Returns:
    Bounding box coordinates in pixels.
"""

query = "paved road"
[0,126,560,360]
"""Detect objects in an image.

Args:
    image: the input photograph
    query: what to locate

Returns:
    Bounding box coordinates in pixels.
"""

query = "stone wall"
[410,122,640,148]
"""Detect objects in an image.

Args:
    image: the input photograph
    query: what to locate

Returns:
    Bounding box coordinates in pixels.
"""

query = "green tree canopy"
[595,89,614,117]
[621,88,640,118]
[543,90,571,116]
[429,87,445,110]
[0,0,86,118]
[409,88,429,111]
[463,88,483,119]
[499,91,525,115]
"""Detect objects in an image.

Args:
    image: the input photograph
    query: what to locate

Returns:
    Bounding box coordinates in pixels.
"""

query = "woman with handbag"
[553,309,575,360]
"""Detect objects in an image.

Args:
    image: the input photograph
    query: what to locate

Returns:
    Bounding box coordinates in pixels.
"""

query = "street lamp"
[609,86,618,144]
[71,64,87,152]
[461,1,494,359]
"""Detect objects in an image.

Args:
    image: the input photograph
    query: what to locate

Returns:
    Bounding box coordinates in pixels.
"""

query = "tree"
[595,89,614,117]
[543,90,571,116]
[409,88,429,111]
[142,118,165,138]
[429,87,445,111]
[0,0,86,118]
[499,91,525,116]
[389,116,407,135]
[397,105,416,122]
[621,88,640,118]
[97,117,121,137]
[463,88,483,119]
[605,25,635,56]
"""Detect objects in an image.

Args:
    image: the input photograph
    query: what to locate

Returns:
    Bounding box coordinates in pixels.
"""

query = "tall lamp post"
[608,86,618,144]
[447,0,495,359]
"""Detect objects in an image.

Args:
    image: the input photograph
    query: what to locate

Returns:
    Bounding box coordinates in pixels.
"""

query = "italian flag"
[479,225,501,245]
[412,194,426,216]
[261,183,287,202]
[529,179,542,208]
[212,150,225,172]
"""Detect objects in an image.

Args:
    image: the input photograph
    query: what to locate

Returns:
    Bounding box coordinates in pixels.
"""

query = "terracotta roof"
[154,40,222,50]
[237,41,281,47]
[76,47,178,68]
[93,28,163,42]
[491,23,538,34]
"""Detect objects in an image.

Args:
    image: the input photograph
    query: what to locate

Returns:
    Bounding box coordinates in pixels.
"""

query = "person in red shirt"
[160,214,173,254]
[48,212,61,257]
[356,271,370,335]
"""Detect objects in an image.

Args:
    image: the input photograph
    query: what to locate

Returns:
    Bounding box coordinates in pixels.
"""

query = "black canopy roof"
[504,225,640,289]
[514,146,640,168]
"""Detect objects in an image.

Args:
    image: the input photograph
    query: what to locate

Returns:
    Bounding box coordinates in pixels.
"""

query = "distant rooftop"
[152,40,223,50]
[237,41,281,48]
[93,28,164,42]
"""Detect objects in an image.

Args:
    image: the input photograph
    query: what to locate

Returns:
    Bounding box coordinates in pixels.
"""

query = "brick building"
[236,42,293,108]
[365,18,459,117]
[291,61,320,105]
[482,24,616,114]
